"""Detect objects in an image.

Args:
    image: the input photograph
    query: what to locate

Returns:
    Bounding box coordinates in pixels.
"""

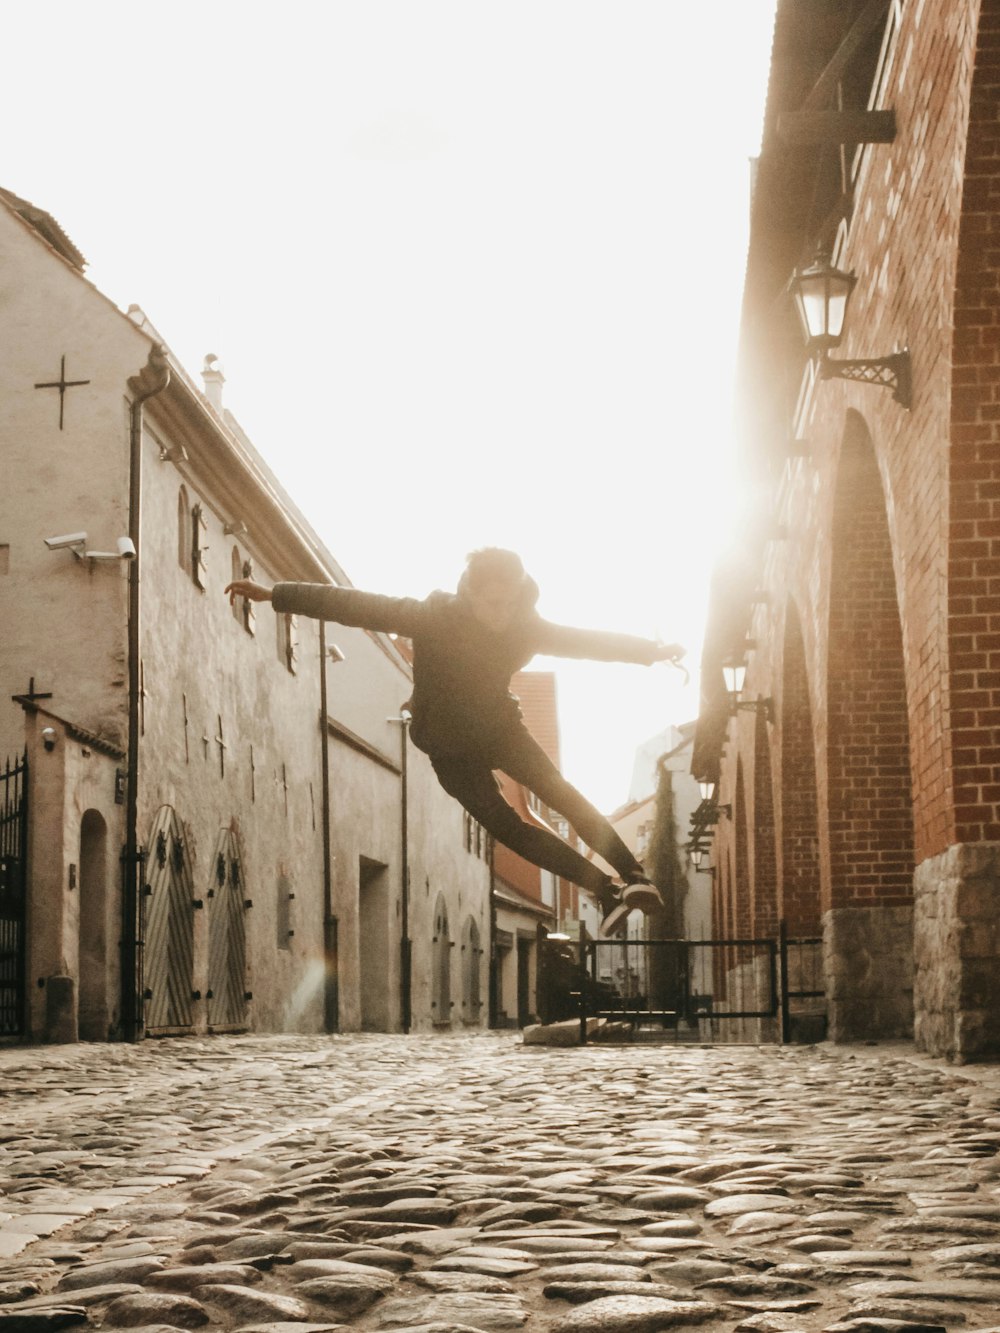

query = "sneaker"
[621,875,664,916]
[595,883,630,939]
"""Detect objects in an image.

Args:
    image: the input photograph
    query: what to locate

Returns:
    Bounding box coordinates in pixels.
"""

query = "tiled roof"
[0,187,86,270]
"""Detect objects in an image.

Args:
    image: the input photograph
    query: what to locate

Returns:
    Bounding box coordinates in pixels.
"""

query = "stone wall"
[824,904,914,1042]
[915,842,1000,1062]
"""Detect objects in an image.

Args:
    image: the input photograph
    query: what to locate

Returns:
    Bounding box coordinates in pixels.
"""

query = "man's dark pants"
[429,721,644,893]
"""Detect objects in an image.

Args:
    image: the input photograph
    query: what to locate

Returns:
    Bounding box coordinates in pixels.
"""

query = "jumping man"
[225,548,684,937]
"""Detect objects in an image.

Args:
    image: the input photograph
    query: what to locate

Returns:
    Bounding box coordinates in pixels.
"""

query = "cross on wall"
[34,356,91,430]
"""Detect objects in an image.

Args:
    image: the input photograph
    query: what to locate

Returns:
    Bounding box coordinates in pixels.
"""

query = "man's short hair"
[464,547,526,589]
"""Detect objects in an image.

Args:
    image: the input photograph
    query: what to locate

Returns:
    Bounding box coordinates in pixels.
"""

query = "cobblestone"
[1,1035,1000,1330]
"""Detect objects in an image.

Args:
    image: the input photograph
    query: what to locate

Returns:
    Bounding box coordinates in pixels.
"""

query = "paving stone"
[548,1293,718,1331]
[195,1284,313,1322]
[544,1281,687,1304]
[375,1292,527,1328]
[56,1257,165,1290]
[429,1254,539,1276]
[0,1313,88,1331]
[406,1270,516,1293]
[542,1264,651,1285]
[847,1279,1000,1302]
[145,1262,264,1290]
[628,1188,708,1211]
[295,1270,398,1314]
[234,1325,347,1333]
[101,1290,211,1327]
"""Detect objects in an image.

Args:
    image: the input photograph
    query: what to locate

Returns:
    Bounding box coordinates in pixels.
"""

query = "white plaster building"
[0,187,490,1042]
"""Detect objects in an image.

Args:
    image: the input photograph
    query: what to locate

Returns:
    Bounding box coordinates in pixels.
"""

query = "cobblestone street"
[2,1034,1000,1333]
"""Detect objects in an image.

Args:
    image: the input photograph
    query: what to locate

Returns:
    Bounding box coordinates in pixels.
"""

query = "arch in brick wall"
[781,600,821,935]
[752,712,778,938]
[827,412,915,915]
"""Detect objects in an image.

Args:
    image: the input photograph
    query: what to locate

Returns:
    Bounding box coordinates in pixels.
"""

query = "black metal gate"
[0,752,28,1037]
[569,927,824,1045]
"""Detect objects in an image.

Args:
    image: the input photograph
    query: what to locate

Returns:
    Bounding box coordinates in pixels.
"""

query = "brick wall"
[752,714,779,937]
[949,0,1000,845]
[827,417,916,910]
[780,603,822,935]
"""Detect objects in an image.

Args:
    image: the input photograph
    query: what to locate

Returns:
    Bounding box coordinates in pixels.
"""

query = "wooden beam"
[777,109,896,146]
[801,0,891,111]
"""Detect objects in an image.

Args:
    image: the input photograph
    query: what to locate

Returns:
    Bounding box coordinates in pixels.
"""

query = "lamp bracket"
[732,698,775,724]
[819,349,911,409]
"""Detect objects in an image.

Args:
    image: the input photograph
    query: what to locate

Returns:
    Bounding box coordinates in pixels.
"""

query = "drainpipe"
[319,623,340,1031]
[121,344,170,1043]
[388,711,412,1032]
[488,838,498,1028]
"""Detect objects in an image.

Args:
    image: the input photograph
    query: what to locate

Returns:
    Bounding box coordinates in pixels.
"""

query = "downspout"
[488,839,498,1028]
[121,344,170,1043]
[319,623,338,1031]
[398,711,411,1033]
[386,710,412,1031]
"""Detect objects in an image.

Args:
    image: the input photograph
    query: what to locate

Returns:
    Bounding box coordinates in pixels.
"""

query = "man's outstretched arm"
[224,580,425,637]
[533,618,685,667]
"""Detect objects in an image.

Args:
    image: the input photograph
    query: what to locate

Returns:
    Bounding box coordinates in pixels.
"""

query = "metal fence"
[563,926,825,1045]
[0,752,28,1038]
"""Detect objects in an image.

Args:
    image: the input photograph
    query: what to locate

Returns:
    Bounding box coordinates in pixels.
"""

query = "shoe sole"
[623,884,664,916]
[598,901,632,938]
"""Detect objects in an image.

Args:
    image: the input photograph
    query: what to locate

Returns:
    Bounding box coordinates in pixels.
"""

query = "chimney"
[201,353,225,413]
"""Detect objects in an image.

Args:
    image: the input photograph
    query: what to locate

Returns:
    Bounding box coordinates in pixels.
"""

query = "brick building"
[694,0,1000,1060]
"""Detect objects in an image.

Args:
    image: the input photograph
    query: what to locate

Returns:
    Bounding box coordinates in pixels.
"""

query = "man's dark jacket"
[272,583,660,758]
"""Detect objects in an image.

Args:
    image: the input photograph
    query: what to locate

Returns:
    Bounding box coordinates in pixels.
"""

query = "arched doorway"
[826,412,915,1039]
[206,826,249,1031]
[752,714,778,938]
[144,806,195,1033]
[431,894,451,1026]
[461,915,481,1024]
[78,810,109,1040]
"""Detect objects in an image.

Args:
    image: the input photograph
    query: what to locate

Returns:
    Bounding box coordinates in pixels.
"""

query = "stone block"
[45,976,77,1045]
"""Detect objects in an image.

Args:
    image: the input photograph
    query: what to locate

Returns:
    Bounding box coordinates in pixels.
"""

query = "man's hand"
[653,642,685,664]
[225,579,273,606]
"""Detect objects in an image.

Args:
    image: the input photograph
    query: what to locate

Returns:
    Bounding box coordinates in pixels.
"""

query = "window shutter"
[191,503,208,589]
[242,558,256,635]
[288,614,299,673]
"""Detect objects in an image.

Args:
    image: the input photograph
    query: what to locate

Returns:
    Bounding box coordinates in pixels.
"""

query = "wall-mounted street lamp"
[722,655,773,724]
[697,779,731,817]
[688,844,715,877]
[789,254,911,409]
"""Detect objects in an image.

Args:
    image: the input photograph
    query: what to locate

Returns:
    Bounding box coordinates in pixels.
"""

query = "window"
[190,503,208,589]
[228,549,257,635]
[278,612,298,674]
[276,873,293,950]
[177,487,189,571]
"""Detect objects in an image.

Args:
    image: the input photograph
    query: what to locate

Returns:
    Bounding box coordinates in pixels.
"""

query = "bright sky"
[5,1,776,813]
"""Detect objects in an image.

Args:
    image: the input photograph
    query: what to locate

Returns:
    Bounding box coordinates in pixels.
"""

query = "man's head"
[458,547,538,630]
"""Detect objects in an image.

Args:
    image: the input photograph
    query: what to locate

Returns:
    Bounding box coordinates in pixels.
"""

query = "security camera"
[41,727,57,752]
[44,532,87,551]
[117,536,136,560]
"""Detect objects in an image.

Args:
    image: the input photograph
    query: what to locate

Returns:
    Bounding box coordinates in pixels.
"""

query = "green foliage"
[647,760,687,938]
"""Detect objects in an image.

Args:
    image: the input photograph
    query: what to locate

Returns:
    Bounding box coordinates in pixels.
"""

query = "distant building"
[0,187,490,1043]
